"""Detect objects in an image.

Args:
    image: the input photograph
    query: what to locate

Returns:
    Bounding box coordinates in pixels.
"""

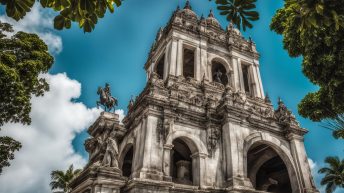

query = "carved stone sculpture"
[96,83,118,112]
[102,129,119,168]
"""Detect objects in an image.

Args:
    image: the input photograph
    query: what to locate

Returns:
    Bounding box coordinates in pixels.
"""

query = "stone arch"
[165,130,208,187]
[209,56,232,73]
[209,57,233,86]
[244,132,301,193]
[118,141,134,169]
[166,130,208,155]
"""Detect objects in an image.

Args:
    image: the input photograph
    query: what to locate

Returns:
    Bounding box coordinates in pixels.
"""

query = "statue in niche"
[102,129,119,168]
[214,69,223,83]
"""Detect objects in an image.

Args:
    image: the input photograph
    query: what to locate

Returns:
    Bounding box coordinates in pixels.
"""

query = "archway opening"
[155,53,165,79]
[212,60,228,85]
[122,146,133,177]
[183,48,195,78]
[247,144,292,193]
[171,138,193,185]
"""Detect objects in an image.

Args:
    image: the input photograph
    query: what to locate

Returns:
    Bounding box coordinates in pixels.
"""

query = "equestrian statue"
[96,83,118,112]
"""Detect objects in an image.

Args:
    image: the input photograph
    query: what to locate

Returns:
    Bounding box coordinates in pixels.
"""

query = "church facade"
[70,2,319,193]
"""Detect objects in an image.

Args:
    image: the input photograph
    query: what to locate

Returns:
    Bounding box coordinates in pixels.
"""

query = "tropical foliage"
[0,21,53,174]
[50,164,81,193]
[214,0,259,31]
[0,0,122,32]
[323,115,344,139]
[0,136,21,174]
[318,156,344,193]
[270,0,344,121]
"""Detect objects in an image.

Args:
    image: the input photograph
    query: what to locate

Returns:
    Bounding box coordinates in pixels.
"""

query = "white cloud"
[308,158,316,171]
[0,3,62,54]
[115,109,125,124]
[0,73,102,193]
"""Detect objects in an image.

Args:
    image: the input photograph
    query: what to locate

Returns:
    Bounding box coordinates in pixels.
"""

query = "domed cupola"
[206,9,221,28]
[178,0,198,20]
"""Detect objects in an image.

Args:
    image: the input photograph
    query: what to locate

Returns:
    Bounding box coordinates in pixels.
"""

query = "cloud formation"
[0,4,62,54]
[0,73,102,193]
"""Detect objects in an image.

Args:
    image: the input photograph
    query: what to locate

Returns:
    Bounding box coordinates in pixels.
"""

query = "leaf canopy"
[0,0,122,33]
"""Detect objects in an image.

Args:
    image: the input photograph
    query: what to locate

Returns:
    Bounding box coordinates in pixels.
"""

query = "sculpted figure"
[214,70,222,83]
[102,129,119,168]
[96,83,118,112]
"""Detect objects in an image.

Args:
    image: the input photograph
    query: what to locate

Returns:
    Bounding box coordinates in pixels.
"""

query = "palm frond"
[214,0,259,31]
[322,114,344,139]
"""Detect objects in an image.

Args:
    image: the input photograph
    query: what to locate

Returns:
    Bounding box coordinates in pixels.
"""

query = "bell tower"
[70,1,319,193]
[145,1,264,98]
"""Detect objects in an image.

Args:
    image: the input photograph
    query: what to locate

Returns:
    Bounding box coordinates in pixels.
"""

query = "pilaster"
[195,47,201,81]
[176,39,183,76]
[169,39,178,76]
[286,133,319,193]
[222,121,253,191]
[135,115,164,181]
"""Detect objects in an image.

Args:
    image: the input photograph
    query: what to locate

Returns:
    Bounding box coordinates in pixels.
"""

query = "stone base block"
[70,166,126,193]
[123,178,172,193]
[226,176,254,192]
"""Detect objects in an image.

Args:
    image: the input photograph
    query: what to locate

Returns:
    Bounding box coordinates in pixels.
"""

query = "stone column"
[163,42,171,80]
[136,115,164,181]
[163,144,173,181]
[176,39,183,76]
[169,39,178,76]
[287,133,319,193]
[222,121,253,191]
[255,63,265,98]
[190,152,208,188]
[231,58,239,90]
[237,58,245,92]
[195,47,201,81]
[200,45,208,80]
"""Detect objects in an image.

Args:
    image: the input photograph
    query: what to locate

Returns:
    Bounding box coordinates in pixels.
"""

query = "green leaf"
[315,3,324,15]
[106,1,115,13]
[5,0,35,21]
[113,0,121,7]
[79,0,95,12]
[54,15,66,30]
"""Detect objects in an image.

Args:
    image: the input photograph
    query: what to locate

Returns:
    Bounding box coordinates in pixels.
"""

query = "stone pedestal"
[70,166,126,193]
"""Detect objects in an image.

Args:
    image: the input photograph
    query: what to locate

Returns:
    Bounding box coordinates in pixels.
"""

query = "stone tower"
[70,2,319,193]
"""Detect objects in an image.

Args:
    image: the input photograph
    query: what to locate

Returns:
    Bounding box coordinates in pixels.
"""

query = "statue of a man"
[104,83,112,101]
[102,129,119,168]
[214,70,222,83]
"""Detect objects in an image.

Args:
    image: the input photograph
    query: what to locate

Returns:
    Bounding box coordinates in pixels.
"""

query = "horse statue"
[96,83,118,112]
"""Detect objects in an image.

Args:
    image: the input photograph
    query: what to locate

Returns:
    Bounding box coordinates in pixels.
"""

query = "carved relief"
[157,117,173,143]
[206,124,221,156]
[274,98,300,128]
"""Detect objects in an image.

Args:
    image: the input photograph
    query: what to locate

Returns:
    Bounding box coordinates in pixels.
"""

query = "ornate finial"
[176,5,180,11]
[128,95,135,110]
[265,92,271,103]
[200,14,205,20]
[249,36,253,43]
[96,83,118,112]
[208,9,214,18]
[184,0,191,10]
[274,97,300,128]
[278,97,283,105]
[227,22,234,31]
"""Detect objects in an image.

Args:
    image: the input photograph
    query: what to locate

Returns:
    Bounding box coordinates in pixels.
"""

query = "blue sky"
[1,0,343,192]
